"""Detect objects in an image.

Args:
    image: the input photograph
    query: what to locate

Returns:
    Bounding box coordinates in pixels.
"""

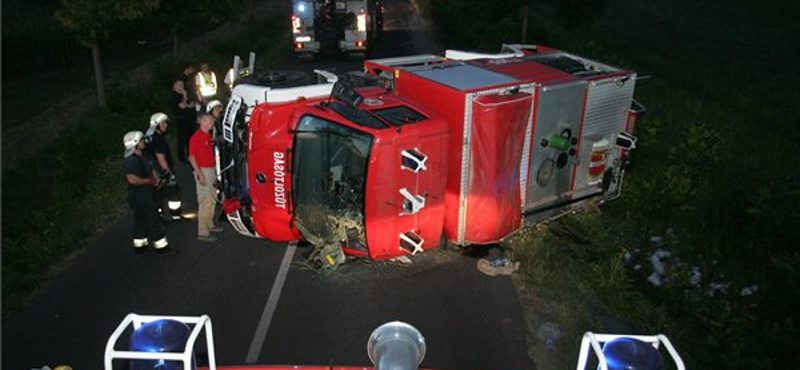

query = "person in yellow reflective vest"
[195,62,218,104]
[224,68,235,91]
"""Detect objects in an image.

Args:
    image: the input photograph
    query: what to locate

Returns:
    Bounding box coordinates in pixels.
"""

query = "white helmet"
[206,100,223,113]
[123,131,144,158]
[147,112,169,136]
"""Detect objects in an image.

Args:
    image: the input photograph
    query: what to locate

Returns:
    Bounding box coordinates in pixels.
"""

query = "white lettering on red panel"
[273,151,287,209]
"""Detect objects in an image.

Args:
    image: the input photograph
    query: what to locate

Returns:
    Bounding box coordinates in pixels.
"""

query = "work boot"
[197,234,218,242]
[133,239,148,254]
[209,225,224,233]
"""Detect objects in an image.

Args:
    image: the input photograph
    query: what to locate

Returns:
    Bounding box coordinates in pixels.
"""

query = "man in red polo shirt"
[189,113,223,242]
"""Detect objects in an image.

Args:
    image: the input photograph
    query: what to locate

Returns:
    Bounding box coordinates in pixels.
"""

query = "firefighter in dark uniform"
[123,131,169,252]
[172,78,199,164]
[145,112,182,221]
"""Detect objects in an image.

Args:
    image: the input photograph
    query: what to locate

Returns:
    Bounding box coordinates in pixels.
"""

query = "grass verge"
[1,16,289,322]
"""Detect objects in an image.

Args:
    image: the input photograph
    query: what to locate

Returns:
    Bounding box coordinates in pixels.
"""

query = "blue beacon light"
[129,319,193,370]
[602,337,664,370]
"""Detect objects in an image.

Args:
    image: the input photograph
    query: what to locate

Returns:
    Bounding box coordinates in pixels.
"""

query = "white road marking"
[245,241,297,363]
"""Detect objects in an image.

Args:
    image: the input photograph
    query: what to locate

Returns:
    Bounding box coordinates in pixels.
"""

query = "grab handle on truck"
[630,99,646,115]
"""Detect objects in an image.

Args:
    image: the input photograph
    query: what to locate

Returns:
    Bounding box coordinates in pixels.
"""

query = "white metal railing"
[575,332,685,370]
[444,49,522,61]
[104,313,217,370]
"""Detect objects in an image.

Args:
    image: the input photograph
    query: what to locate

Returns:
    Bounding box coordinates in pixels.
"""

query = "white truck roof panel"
[410,64,519,91]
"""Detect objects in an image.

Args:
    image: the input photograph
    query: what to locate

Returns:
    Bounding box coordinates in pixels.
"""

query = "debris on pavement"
[389,255,413,265]
[477,258,520,276]
[294,208,365,274]
[537,322,563,352]
[315,244,346,270]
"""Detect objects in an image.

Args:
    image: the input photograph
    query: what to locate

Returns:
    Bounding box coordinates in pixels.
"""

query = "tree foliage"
[154,0,235,57]
[55,0,159,108]
[55,0,159,45]
[156,0,234,28]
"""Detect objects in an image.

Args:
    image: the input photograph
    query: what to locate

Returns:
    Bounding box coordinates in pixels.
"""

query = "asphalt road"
[2,1,533,369]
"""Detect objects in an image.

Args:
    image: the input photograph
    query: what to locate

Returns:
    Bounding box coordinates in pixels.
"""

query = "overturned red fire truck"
[216,44,644,260]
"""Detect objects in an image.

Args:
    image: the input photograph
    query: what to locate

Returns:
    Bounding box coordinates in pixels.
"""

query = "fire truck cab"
[218,45,643,260]
[218,66,447,260]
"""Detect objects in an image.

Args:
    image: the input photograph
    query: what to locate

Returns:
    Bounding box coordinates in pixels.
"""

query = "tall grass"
[423,0,800,368]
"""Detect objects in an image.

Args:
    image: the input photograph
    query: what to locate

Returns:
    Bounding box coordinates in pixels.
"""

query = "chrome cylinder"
[367,321,426,370]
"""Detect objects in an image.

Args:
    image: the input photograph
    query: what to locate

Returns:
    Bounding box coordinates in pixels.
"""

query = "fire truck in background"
[291,0,384,59]
[217,44,645,260]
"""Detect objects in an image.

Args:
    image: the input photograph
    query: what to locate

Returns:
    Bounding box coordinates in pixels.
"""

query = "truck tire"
[236,70,315,89]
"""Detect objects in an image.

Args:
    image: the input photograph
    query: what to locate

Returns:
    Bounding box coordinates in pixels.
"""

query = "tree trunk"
[172,27,180,58]
[91,42,107,109]
[521,5,529,43]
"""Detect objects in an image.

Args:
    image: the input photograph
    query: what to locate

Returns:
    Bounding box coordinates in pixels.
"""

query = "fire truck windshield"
[292,114,372,246]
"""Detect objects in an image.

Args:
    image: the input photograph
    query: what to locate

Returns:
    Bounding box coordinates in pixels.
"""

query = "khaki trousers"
[196,166,217,237]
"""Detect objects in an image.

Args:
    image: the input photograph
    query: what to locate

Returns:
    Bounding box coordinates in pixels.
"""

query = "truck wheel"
[237,70,315,89]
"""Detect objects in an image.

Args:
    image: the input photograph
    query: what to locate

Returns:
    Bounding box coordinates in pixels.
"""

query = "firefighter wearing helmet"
[206,100,223,135]
[123,131,169,252]
[206,100,223,115]
[195,62,218,104]
[145,112,182,221]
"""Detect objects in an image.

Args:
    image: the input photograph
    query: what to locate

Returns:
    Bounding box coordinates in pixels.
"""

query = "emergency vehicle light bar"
[576,332,685,370]
[104,314,217,370]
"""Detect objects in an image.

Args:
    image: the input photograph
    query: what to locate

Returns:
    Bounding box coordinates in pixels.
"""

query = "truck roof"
[467,57,577,85]
[404,62,521,91]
